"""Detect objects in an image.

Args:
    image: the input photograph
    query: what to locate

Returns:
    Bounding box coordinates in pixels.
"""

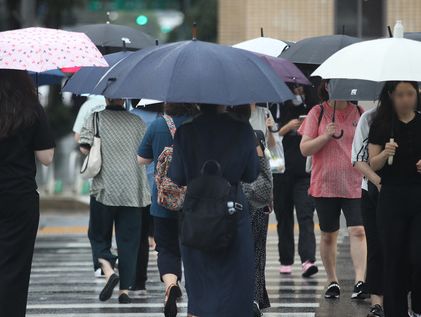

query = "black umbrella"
[328,79,384,101]
[280,34,362,65]
[92,40,294,105]
[68,23,155,51]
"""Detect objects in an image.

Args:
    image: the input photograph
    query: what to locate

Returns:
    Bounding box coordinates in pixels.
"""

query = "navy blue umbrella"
[29,69,66,86]
[62,51,133,95]
[93,40,294,105]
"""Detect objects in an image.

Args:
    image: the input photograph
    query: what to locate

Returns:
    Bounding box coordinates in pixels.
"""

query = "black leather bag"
[180,160,242,252]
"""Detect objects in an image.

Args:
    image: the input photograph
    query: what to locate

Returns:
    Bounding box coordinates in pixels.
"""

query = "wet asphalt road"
[27,210,371,317]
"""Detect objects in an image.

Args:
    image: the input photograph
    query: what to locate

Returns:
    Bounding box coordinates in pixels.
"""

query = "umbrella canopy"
[233,37,289,57]
[257,54,310,85]
[0,27,107,72]
[328,79,384,101]
[280,34,362,65]
[62,51,132,95]
[93,40,294,105]
[68,23,155,50]
[312,38,421,82]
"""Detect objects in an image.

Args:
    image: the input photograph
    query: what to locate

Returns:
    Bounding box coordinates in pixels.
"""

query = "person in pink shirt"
[298,80,367,301]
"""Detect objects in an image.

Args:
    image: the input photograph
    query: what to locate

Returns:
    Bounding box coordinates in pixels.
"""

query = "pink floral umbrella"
[0,27,108,72]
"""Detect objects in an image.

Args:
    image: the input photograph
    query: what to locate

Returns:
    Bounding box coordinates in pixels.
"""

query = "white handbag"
[80,112,102,179]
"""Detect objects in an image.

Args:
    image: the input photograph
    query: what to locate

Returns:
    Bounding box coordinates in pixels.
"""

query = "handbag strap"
[93,112,100,138]
[163,115,177,139]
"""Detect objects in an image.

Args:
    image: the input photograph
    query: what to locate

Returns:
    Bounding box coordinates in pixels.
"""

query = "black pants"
[0,192,39,317]
[273,173,316,265]
[88,200,142,290]
[154,216,182,281]
[88,196,104,272]
[377,185,421,317]
[133,206,154,289]
[361,183,383,296]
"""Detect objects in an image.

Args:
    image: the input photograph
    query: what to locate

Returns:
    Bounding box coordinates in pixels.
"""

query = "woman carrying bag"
[298,80,367,300]
[80,98,151,304]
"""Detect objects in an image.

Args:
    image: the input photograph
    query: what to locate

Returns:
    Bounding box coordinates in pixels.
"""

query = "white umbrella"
[312,37,421,82]
[233,37,289,57]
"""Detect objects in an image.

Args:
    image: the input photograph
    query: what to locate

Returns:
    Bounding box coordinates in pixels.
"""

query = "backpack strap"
[163,115,177,139]
[317,104,324,127]
[93,112,100,138]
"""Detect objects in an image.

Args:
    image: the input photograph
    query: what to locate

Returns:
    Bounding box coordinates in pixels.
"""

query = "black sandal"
[164,284,182,317]
[99,273,120,301]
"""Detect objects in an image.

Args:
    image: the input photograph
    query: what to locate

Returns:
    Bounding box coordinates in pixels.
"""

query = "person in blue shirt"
[131,100,163,291]
[137,103,198,317]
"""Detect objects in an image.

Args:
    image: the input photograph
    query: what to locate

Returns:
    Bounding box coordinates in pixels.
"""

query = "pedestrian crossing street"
[27,232,347,317]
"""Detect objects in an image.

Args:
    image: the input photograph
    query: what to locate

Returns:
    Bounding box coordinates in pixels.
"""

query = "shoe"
[367,304,384,317]
[302,261,318,278]
[118,293,132,304]
[253,301,263,317]
[351,281,370,299]
[325,281,340,299]
[99,273,120,302]
[164,283,182,317]
[280,265,292,274]
[94,268,105,278]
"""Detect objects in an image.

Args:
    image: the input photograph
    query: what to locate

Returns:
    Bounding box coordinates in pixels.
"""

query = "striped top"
[351,107,376,191]
[80,106,151,208]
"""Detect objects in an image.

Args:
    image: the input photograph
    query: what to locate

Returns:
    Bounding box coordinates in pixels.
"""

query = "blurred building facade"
[218,0,421,44]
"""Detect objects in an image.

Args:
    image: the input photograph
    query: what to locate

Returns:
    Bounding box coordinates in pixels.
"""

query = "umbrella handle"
[332,129,344,139]
[266,109,281,133]
[388,137,394,165]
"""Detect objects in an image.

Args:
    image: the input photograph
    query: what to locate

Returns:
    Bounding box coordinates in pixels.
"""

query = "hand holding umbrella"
[384,139,398,165]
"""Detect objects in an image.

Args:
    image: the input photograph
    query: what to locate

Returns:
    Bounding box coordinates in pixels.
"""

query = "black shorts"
[314,197,363,232]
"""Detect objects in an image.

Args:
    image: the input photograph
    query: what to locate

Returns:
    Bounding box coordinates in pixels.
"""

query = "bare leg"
[98,258,114,280]
[348,226,367,283]
[320,230,339,283]
[162,273,178,294]
[371,294,383,306]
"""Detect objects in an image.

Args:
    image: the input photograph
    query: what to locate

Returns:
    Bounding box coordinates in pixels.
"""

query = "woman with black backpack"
[168,104,259,317]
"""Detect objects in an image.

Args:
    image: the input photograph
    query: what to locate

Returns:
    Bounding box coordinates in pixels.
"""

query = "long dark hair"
[371,81,420,138]
[0,70,39,139]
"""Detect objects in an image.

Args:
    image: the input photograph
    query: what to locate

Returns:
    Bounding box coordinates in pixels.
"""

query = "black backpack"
[180,159,243,252]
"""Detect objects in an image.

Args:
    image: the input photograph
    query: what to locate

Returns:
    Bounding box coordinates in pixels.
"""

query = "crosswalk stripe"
[28,232,324,316]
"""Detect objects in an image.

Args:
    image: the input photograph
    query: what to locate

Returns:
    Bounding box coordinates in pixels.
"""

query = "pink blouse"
[298,102,363,199]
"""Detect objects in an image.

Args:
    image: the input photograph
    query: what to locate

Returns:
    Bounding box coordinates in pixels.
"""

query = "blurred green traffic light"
[136,15,149,26]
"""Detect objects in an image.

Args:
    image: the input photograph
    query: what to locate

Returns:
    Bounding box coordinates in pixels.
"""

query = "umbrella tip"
[393,20,404,38]
[155,39,159,46]
[106,11,111,24]
[260,27,264,37]
[192,22,198,41]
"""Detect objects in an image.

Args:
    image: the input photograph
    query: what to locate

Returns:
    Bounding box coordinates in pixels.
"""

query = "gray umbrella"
[68,23,155,50]
[328,79,384,101]
[280,34,362,64]
[93,40,294,105]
